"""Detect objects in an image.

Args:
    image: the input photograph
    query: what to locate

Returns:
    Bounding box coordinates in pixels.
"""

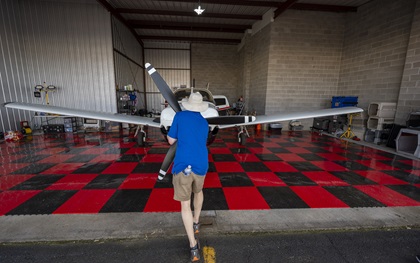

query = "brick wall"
[395,0,420,125]
[191,43,239,105]
[338,0,417,109]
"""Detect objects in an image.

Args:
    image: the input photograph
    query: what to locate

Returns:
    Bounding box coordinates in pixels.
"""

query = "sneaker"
[193,222,200,234]
[190,239,200,262]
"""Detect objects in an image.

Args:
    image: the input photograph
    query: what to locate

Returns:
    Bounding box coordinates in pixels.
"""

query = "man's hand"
[167,135,177,145]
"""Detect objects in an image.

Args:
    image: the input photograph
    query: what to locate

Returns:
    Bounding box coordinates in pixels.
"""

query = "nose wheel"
[237,126,249,145]
[134,125,146,146]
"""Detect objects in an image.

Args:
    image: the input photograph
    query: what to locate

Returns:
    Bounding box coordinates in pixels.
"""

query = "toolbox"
[331,96,358,108]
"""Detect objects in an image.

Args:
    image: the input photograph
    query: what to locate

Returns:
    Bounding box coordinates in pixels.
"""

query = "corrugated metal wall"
[143,42,191,113]
[112,17,145,111]
[0,0,115,132]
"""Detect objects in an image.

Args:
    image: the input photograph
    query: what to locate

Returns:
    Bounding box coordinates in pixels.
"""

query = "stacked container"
[365,102,396,144]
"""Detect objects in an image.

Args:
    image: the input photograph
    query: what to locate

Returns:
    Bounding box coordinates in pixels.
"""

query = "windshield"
[174,89,214,103]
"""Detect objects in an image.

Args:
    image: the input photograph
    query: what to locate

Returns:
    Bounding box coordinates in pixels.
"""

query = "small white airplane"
[3,63,363,179]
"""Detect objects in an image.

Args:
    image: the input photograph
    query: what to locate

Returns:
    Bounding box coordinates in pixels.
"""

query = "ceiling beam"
[133,24,245,33]
[154,0,358,12]
[116,8,262,20]
[128,20,251,31]
[274,0,298,18]
[138,35,241,44]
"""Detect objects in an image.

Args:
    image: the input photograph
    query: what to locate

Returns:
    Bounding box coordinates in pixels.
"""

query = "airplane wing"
[217,106,364,129]
[3,102,161,128]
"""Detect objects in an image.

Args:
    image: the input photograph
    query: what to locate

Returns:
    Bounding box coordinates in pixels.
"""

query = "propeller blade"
[158,141,177,180]
[206,115,256,125]
[145,63,182,113]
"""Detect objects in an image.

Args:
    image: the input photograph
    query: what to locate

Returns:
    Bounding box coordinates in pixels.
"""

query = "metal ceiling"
[97,0,372,45]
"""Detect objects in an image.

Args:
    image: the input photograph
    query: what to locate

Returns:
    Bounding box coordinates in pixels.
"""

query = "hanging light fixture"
[194,0,205,15]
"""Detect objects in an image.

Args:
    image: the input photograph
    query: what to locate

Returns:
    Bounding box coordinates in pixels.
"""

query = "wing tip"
[145,63,151,68]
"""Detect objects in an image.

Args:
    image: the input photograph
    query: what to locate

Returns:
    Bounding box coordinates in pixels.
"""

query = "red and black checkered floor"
[1,128,419,216]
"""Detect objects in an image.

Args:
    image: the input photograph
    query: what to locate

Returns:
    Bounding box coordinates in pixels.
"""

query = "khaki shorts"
[173,171,206,201]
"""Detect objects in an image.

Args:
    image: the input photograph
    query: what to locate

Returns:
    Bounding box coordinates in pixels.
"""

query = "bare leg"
[181,200,197,248]
[193,191,204,224]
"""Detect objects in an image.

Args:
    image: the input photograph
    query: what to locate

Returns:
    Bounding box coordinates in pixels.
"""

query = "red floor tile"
[53,189,115,214]
[355,185,420,206]
[125,147,149,154]
[311,161,348,171]
[223,187,270,210]
[46,174,99,190]
[248,148,274,154]
[143,188,180,212]
[141,154,165,162]
[38,154,76,163]
[246,172,287,186]
[316,153,348,161]
[354,171,409,185]
[41,163,85,175]
[209,147,232,154]
[0,163,30,175]
[291,186,349,208]
[263,161,299,172]
[214,162,244,172]
[78,148,110,155]
[0,174,36,190]
[203,172,222,188]
[119,173,157,189]
[0,190,41,215]
[275,153,306,162]
[302,171,349,186]
[101,162,137,174]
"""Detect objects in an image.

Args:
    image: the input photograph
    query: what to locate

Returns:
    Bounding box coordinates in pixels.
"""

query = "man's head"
[183,92,208,112]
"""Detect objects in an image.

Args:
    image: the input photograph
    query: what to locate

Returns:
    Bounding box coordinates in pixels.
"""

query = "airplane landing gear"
[237,126,249,145]
[134,125,146,146]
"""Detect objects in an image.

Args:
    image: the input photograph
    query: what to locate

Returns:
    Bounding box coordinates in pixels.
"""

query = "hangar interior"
[0,0,419,216]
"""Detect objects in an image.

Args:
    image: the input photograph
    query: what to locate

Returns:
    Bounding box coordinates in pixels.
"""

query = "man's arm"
[167,135,177,145]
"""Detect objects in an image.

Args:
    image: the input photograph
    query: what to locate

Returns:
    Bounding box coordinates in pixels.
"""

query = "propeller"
[145,63,180,180]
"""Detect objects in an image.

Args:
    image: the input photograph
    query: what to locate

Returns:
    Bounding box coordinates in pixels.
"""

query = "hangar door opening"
[144,42,191,114]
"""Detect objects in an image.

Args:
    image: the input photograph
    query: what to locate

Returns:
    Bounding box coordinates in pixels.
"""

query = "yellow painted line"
[203,246,216,263]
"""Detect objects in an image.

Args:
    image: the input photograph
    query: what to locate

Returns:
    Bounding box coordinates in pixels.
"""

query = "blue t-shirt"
[167,111,209,176]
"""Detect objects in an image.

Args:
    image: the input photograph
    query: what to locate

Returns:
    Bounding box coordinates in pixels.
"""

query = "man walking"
[167,92,209,262]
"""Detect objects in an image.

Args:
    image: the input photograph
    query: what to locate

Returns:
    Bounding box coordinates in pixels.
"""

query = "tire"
[137,132,145,146]
[238,132,246,146]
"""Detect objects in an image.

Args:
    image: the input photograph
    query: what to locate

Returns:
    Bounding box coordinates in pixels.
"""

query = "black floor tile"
[382,170,420,184]
[379,160,414,170]
[64,154,99,163]
[386,185,420,201]
[72,162,112,174]
[240,162,271,172]
[11,163,57,174]
[207,162,217,173]
[117,154,144,162]
[153,174,173,188]
[148,148,170,154]
[132,162,164,173]
[338,153,368,160]
[105,148,129,154]
[288,161,323,171]
[12,154,51,163]
[218,172,254,187]
[277,142,297,147]
[275,172,317,186]
[258,187,310,208]
[100,189,152,212]
[84,174,128,189]
[304,147,329,153]
[255,154,281,161]
[267,148,291,153]
[297,154,326,161]
[324,186,386,207]
[246,142,263,148]
[213,154,237,162]
[202,188,229,210]
[62,148,91,154]
[334,161,371,170]
[330,171,377,185]
[230,148,252,154]
[7,190,77,215]
[11,174,67,190]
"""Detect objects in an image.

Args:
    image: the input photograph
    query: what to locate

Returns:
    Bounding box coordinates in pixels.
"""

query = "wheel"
[238,132,246,146]
[137,132,145,146]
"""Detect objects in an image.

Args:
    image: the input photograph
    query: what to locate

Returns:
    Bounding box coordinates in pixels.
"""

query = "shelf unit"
[117,90,137,115]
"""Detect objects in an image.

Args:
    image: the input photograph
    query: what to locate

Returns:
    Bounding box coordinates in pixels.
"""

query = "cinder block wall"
[338,0,417,109]
[266,10,344,129]
[191,43,239,105]
[396,0,420,124]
